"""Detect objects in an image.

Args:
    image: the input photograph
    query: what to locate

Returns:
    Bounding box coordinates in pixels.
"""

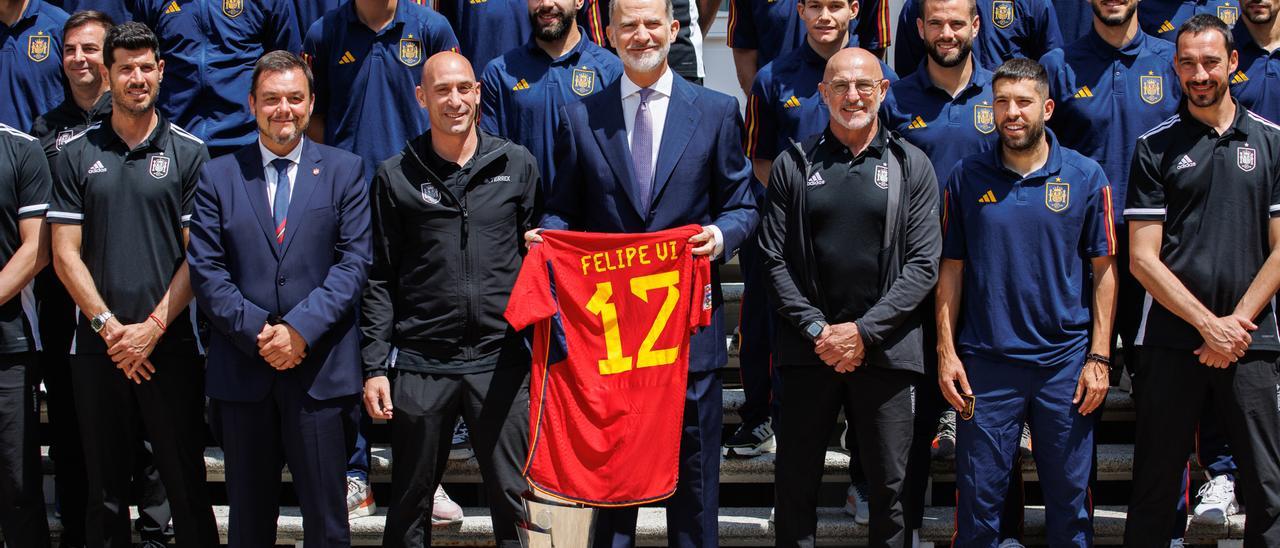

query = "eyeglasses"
[825,78,884,96]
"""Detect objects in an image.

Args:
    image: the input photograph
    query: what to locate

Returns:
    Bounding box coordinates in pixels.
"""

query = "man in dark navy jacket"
[187,51,372,548]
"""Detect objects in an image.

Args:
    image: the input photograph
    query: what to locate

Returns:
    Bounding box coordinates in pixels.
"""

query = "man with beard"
[363,51,537,548]
[480,0,622,183]
[187,50,372,548]
[1124,14,1280,546]
[47,21,218,547]
[531,0,756,543]
[1230,0,1280,123]
[757,47,939,548]
[438,0,531,80]
[892,0,1062,78]
[938,58,1116,547]
[1140,0,1240,42]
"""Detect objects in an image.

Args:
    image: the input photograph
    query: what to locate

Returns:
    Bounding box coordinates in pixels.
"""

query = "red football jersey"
[504,225,712,507]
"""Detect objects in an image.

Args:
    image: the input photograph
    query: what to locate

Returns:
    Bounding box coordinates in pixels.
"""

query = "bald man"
[757,48,940,547]
[361,52,538,548]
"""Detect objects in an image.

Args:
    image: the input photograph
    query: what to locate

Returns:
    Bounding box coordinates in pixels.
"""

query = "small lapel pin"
[312,168,320,176]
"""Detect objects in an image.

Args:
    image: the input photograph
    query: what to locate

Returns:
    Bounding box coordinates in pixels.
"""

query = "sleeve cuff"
[1123,207,1166,221]
[45,211,83,224]
[708,224,724,261]
[17,203,48,219]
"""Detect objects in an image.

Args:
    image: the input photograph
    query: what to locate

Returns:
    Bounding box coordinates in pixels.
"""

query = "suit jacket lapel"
[589,85,649,220]
[237,146,280,259]
[279,140,323,256]
[651,76,699,207]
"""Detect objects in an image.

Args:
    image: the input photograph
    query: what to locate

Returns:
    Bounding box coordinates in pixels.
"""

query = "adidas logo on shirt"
[783,96,801,108]
[978,190,997,203]
[87,160,107,174]
[512,79,530,91]
[1073,86,1094,99]
[908,116,927,129]
[1159,20,1175,33]
[1232,71,1250,84]
[164,1,181,13]
[1176,155,1196,170]
[338,51,356,64]
[806,172,825,187]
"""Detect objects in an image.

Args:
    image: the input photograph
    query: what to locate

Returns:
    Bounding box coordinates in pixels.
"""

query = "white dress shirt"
[259,137,304,210]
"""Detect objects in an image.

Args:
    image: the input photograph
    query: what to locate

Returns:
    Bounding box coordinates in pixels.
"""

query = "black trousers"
[211,383,358,548]
[1126,347,1280,547]
[775,364,917,548]
[71,353,217,548]
[0,352,49,547]
[382,366,530,548]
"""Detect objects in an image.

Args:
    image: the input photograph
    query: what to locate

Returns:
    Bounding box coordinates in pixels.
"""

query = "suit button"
[278,277,286,286]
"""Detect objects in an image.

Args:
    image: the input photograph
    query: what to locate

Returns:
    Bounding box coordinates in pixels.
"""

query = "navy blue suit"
[187,139,372,547]
[543,72,757,547]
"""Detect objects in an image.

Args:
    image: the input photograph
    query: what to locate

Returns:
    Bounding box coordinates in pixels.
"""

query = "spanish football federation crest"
[572,67,596,97]
[55,130,74,151]
[974,103,995,134]
[1045,178,1069,212]
[399,37,423,67]
[992,0,1015,29]
[420,183,441,204]
[148,155,171,179]
[874,164,889,189]
[1238,146,1257,172]
[222,0,243,18]
[28,33,51,62]
[1218,4,1239,26]
[1140,74,1163,105]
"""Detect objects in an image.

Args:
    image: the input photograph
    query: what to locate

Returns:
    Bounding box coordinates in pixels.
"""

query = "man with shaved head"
[757,47,940,546]
[363,51,539,548]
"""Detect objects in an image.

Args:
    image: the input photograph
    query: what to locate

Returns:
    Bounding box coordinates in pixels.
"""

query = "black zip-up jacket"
[361,131,539,377]
[757,129,941,372]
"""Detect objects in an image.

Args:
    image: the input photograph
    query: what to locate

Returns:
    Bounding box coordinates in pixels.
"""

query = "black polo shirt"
[47,116,207,355]
[806,126,889,324]
[1124,99,1280,351]
[31,92,112,161]
[0,124,51,354]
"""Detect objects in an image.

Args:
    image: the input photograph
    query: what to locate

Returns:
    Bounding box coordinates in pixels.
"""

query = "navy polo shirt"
[134,0,299,156]
[881,62,998,183]
[893,0,1062,77]
[304,0,459,181]
[726,0,866,70]
[289,0,341,45]
[1140,0,1239,42]
[0,0,67,133]
[1054,0,1093,43]
[54,0,130,24]
[744,40,897,163]
[1231,24,1280,124]
[1041,29,1180,225]
[437,0,530,77]
[941,130,1116,366]
[479,32,621,184]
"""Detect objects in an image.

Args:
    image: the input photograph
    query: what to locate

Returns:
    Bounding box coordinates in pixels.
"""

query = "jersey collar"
[907,58,993,99]
[106,114,173,153]
[341,1,407,35]
[992,127,1064,180]
[1179,96,1260,138]
[1232,23,1271,58]
[1083,26,1152,59]
[816,122,888,160]
[524,26,592,65]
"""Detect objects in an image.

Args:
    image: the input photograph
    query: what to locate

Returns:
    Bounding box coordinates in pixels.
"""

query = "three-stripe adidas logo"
[1232,71,1250,84]
[908,116,927,129]
[1176,155,1196,170]
[164,1,181,13]
[338,51,356,64]
[783,95,801,108]
[87,160,107,175]
[977,190,997,203]
[806,172,825,187]
[1073,86,1094,99]
[1158,20,1175,33]
[512,79,530,91]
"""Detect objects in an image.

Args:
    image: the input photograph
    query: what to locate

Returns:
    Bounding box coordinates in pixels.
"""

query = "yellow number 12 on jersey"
[584,270,681,376]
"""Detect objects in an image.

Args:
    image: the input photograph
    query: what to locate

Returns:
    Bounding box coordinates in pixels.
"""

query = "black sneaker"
[722,418,776,458]
[932,409,956,460]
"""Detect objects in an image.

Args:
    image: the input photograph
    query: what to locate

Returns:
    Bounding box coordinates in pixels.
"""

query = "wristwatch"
[803,320,828,342]
[90,311,114,333]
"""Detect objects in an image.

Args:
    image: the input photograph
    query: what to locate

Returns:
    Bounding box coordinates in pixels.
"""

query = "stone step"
[25,505,1245,546]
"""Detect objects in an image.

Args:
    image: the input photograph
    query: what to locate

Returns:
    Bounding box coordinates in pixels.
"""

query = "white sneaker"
[432,485,464,525]
[843,484,869,525]
[768,507,775,523]
[1194,474,1240,524]
[997,539,1025,548]
[1169,539,1186,548]
[346,476,376,519]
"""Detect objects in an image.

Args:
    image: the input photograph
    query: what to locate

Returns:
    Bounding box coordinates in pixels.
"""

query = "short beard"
[264,121,305,146]
[620,43,670,72]
[1000,119,1045,151]
[830,100,876,131]
[113,87,156,117]
[532,8,576,41]
[926,39,971,68]
[1091,1,1136,26]
[1245,1,1276,24]
[1186,80,1229,108]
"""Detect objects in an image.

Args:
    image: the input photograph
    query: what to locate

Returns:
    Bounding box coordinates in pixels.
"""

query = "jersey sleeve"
[1032,0,1065,59]
[505,244,559,330]
[302,19,329,119]
[744,75,776,162]
[1082,170,1117,258]
[479,62,504,136]
[893,0,924,75]
[688,254,712,330]
[726,0,757,50]
[48,143,83,225]
[425,13,460,54]
[182,145,210,227]
[940,169,966,260]
[1123,139,1166,221]
[13,138,51,220]
[265,0,302,54]
[853,0,892,50]
[1270,158,1280,218]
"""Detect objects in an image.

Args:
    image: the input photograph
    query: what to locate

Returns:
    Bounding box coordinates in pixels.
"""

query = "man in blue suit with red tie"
[187,51,372,548]
[530,0,756,544]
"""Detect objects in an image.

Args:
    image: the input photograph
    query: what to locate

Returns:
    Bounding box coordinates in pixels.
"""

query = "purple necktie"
[631,87,655,212]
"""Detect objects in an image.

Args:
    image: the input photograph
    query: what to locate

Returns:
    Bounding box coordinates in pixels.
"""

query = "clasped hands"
[815,322,863,373]
[101,317,162,384]
[1194,314,1256,368]
[258,322,307,370]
